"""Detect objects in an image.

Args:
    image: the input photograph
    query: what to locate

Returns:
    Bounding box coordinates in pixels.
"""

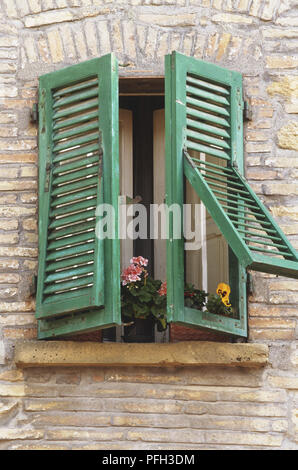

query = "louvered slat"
[52,165,99,186]
[52,78,98,98]
[43,275,94,295]
[186,141,230,160]
[47,231,95,251]
[186,96,230,117]
[53,98,98,120]
[185,71,231,165]
[186,84,230,106]
[45,253,95,273]
[53,131,99,153]
[48,208,96,229]
[186,118,230,138]
[42,287,92,305]
[186,129,230,149]
[52,155,99,175]
[51,187,98,207]
[187,106,230,128]
[46,242,95,262]
[53,121,98,141]
[53,110,98,130]
[49,198,97,218]
[51,176,98,196]
[186,75,230,95]
[53,87,98,109]
[45,264,94,284]
[53,143,101,164]
[48,221,96,243]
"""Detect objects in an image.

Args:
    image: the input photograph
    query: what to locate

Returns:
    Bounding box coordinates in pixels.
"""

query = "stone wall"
[0,0,297,450]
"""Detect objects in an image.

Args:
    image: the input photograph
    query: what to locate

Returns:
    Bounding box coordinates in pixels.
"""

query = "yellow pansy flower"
[216,283,231,308]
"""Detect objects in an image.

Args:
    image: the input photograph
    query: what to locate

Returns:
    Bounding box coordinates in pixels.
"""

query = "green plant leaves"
[121,277,167,331]
[121,275,235,335]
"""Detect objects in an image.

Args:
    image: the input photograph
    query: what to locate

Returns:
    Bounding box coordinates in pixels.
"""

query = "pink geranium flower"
[121,263,143,285]
[130,256,148,267]
[121,256,149,286]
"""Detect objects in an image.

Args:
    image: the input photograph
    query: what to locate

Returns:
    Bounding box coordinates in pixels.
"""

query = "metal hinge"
[30,103,38,124]
[29,274,37,297]
[243,101,252,121]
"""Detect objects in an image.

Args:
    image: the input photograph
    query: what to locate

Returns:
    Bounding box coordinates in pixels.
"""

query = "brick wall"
[0,0,297,450]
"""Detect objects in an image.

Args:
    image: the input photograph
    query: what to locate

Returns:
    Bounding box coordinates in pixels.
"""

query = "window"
[35,52,298,340]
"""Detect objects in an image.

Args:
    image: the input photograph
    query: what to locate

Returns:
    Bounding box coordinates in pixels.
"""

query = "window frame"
[34,52,298,341]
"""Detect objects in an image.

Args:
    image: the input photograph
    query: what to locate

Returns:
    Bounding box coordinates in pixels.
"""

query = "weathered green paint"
[97,53,120,327]
[165,52,185,324]
[36,54,121,339]
[38,309,116,340]
[182,306,246,337]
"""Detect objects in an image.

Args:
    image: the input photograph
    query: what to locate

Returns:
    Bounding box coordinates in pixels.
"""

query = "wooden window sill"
[15,340,268,368]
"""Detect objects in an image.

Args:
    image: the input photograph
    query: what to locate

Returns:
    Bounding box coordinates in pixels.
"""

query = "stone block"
[278,121,298,150]
[14,341,269,368]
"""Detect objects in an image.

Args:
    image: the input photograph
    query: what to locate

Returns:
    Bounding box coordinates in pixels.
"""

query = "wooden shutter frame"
[36,54,121,339]
[165,51,248,337]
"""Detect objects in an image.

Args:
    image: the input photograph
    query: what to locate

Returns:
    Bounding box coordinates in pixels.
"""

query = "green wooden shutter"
[165,51,298,337]
[36,54,120,339]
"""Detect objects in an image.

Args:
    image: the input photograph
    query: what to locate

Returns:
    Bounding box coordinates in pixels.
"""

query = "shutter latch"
[243,101,252,121]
